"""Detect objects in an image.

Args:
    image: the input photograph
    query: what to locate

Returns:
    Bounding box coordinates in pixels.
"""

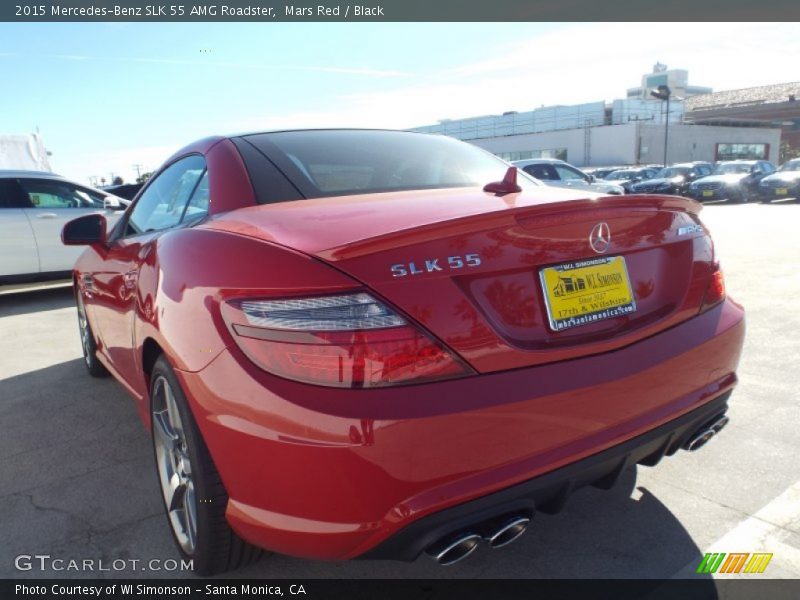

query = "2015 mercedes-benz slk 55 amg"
[62,130,744,574]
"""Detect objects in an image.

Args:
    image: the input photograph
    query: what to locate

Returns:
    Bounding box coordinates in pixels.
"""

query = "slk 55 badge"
[391,253,481,277]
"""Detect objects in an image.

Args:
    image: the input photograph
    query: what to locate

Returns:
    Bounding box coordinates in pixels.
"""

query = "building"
[0,134,51,171]
[464,122,780,167]
[411,99,683,143]
[685,81,800,156]
[409,67,787,167]
[626,62,712,100]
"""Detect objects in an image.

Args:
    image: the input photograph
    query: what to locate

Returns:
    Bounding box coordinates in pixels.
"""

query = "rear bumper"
[362,389,731,561]
[175,297,744,561]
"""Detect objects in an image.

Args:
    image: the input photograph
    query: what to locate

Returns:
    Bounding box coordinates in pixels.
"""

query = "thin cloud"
[44,52,412,77]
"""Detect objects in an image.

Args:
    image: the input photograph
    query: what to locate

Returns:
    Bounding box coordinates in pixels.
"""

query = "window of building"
[715,143,769,161]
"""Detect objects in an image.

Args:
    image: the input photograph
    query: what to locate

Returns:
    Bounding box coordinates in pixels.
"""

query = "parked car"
[686,160,776,203]
[757,158,800,202]
[689,161,715,172]
[65,129,743,574]
[600,167,660,192]
[628,163,712,196]
[102,182,144,201]
[584,166,625,180]
[512,159,625,195]
[0,170,127,283]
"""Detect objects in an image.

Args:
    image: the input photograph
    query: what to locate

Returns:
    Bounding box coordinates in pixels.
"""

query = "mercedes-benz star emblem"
[589,222,611,254]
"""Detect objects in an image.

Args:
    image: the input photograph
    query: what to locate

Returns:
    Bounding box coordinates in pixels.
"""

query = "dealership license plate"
[702,190,714,197]
[540,256,636,332]
[776,188,788,195]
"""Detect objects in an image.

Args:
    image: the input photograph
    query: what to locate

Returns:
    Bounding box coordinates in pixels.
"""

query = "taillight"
[222,292,472,388]
[700,264,726,313]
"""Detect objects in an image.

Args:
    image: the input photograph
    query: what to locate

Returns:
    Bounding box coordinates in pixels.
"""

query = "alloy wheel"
[76,294,92,367]
[152,375,198,554]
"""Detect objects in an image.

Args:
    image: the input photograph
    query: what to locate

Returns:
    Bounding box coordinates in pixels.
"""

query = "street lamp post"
[650,84,672,168]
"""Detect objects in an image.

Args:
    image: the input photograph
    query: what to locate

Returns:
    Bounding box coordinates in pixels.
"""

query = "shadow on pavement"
[0,286,74,318]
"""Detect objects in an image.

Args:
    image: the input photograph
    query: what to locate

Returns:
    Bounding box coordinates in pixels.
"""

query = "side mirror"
[586,174,595,183]
[62,213,107,246]
[103,196,127,211]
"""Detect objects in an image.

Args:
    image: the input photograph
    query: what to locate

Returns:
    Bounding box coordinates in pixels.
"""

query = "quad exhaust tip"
[485,516,531,549]
[684,414,729,452]
[426,533,482,566]
[426,514,532,565]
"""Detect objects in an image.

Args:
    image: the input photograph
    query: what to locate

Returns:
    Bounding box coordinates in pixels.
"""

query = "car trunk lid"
[205,187,714,373]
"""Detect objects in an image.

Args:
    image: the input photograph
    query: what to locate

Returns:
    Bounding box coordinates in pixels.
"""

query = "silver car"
[512,159,625,195]
[0,170,128,284]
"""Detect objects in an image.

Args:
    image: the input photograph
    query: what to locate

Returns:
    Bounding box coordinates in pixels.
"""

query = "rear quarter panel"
[128,228,360,426]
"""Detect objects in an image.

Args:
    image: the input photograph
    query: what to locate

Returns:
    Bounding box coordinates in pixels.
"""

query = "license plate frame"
[539,256,637,332]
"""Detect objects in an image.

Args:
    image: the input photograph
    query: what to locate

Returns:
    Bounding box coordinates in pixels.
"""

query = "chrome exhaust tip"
[684,413,729,452]
[486,516,531,549]
[685,429,715,451]
[710,414,729,433]
[425,533,481,566]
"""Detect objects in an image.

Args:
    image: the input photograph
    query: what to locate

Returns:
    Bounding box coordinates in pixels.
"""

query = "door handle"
[36,213,58,219]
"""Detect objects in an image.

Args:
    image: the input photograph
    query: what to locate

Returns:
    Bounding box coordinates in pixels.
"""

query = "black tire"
[149,355,263,575]
[76,288,108,378]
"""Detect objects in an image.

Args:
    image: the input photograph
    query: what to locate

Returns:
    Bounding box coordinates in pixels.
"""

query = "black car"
[757,158,800,202]
[628,163,712,196]
[686,160,776,203]
[101,182,143,200]
[601,166,660,192]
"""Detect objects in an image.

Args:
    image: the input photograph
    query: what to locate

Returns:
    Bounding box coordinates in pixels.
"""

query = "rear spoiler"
[322,193,701,261]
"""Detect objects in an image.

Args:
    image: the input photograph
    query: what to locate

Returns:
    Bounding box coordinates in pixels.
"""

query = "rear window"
[240,130,539,201]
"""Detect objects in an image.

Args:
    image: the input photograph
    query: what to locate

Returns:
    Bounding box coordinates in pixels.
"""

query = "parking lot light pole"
[651,84,672,168]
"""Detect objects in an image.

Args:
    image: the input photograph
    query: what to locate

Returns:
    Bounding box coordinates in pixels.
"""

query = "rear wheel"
[76,289,107,377]
[150,356,262,575]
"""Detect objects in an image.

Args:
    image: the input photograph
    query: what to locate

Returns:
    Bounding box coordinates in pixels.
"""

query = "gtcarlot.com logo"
[14,554,193,572]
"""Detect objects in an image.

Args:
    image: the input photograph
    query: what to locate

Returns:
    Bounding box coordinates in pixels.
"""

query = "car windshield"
[654,167,690,178]
[714,163,753,175]
[247,130,540,199]
[605,170,637,180]
[779,159,800,172]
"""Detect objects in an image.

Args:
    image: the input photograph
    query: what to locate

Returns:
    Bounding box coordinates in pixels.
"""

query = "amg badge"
[391,253,481,277]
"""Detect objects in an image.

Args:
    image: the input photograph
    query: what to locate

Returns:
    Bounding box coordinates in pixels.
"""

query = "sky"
[1,22,798,185]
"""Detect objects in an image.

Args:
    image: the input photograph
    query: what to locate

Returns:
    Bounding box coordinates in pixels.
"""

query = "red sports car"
[63,130,744,574]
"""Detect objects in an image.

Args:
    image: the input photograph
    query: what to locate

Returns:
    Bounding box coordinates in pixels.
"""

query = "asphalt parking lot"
[1,201,799,580]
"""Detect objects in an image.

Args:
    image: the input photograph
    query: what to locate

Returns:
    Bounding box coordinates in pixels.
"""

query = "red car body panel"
[176,299,742,560]
[71,132,746,562]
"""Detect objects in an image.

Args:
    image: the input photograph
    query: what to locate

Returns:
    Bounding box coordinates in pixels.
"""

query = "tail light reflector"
[700,265,726,313]
[222,292,472,388]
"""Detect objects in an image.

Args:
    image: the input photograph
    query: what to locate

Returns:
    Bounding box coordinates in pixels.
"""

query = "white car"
[512,159,625,195]
[0,170,128,283]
